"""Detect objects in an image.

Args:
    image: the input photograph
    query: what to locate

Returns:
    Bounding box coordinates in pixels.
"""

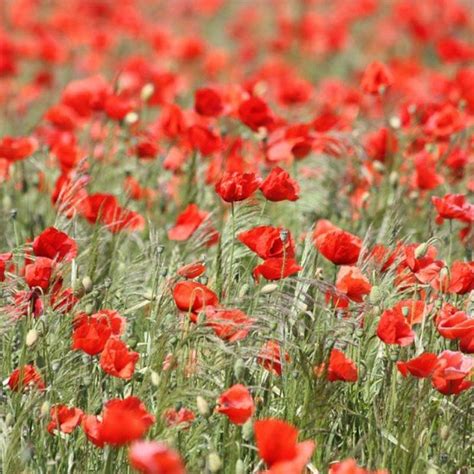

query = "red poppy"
[363,127,398,163]
[434,260,474,294]
[216,384,254,425]
[0,252,13,281]
[431,351,473,395]
[400,243,443,286]
[32,227,77,262]
[177,261,206,279]
[335,266,371,303]
[253,257,302,281]
[0,136,38,162]
[8,365,45,392]
[238,96,274,131]
[163,407,195,429]
[83,397,155,447]
[47,405,83,434]
[99,338,139,380]
[254,418,315,473]
[72,315,113,355]
[129,441,186,474]
[432,194,474,225]
[24,257,55,290]
[205,307,254,342]
[413,151,443,191]
[360,61,393,95]
[173,281,219,314]
[329,458,388,474]
[327,349,358,382]
[238,226,295,260]
[376,307,415,346]
[260,167,300,202]
[194,87,223,117]
[396,353,438,378]
[51,286,78,313]
[313,221,362,265]
[215,171,261,202]
[424,104,463,139]
[435,305,474,353]
[188,125,222,156]
[392,299,428,325]
[168,204,209,241]
[257,341,290,376]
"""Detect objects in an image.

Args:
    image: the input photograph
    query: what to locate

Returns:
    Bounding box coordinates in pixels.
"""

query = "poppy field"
[1,1,473,473]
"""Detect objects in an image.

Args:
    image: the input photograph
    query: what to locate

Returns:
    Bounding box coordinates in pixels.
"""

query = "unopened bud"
[401,306,409,317]
[389,171,399,186]
[82,276,93,293]
[389,116,401,129]
[40,401,50,418]
[242,419,253,441]
[26,329,38,347]
[208,452,222,472]
[235,459,245,474]
[414,242,429,259]
[369,286,382,304]
[261,283,278,294]
[124,112,139,125]
[196,396,209,417]
[140,83,155,102]
[150,370,160,386]
[440,425,449,441]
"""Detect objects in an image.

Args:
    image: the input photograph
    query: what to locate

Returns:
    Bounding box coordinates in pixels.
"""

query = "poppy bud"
[242,419,253,440]
[389,171,399,186]
[5,413,13,427]
[238,284,249,298]
[208,452,222,472]
[369,285,382,304]
[261,283,278,294]
[196,396,209,417]
[150,370,160,386]
[140,83,154,102]
[233,359,245,379]
[124,112,139,125]
[389,116,401,129]
[414,242,429,259]
[40,401,50,418]
[440,425,449,440]
[26,329,38,347]
[235,459,245,474]
[279,229,289,242]
[82,276,93,292]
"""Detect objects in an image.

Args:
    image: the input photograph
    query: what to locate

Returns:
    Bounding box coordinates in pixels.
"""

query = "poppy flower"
[326,349,358,382]
[254,418,315,473]
[0,252,13,281]
[99,338,139,380]
[163,407,195,429]
[24,257,55,291]
[188,125,222,156]
[8,365,45,392]
[431,194,474,225]
[313,221,362,265]
[47,405,83,434]
[413,151,443,191]
[260,167,300,202]
[329,458,388,474]
[257,341,290,376]
[423,104,463,139]
[396,353,438,378]
[253,257,302,281]
[434,260,474,294]
[335,266,371,303]
[168,204,209,241]
[0,135,38,162]
[238,226,295,260]
[215,171,261,202]
[51,286,78,313]
[177,261,206,279]
[360,61,393,95]
[83,397,155,447]
[431,351,473,395]
[72,315,113,355]
[435,306,474,353]
[376,307,415,346]
[32,227,77,262]
[216,384,254,425]
[363,127,398,163]
[194,87,223,117]
[205,307,254,342]
[238,96,274,131]
[129,441,186,474]
[400,243,443,286]
[173,281,219,314]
